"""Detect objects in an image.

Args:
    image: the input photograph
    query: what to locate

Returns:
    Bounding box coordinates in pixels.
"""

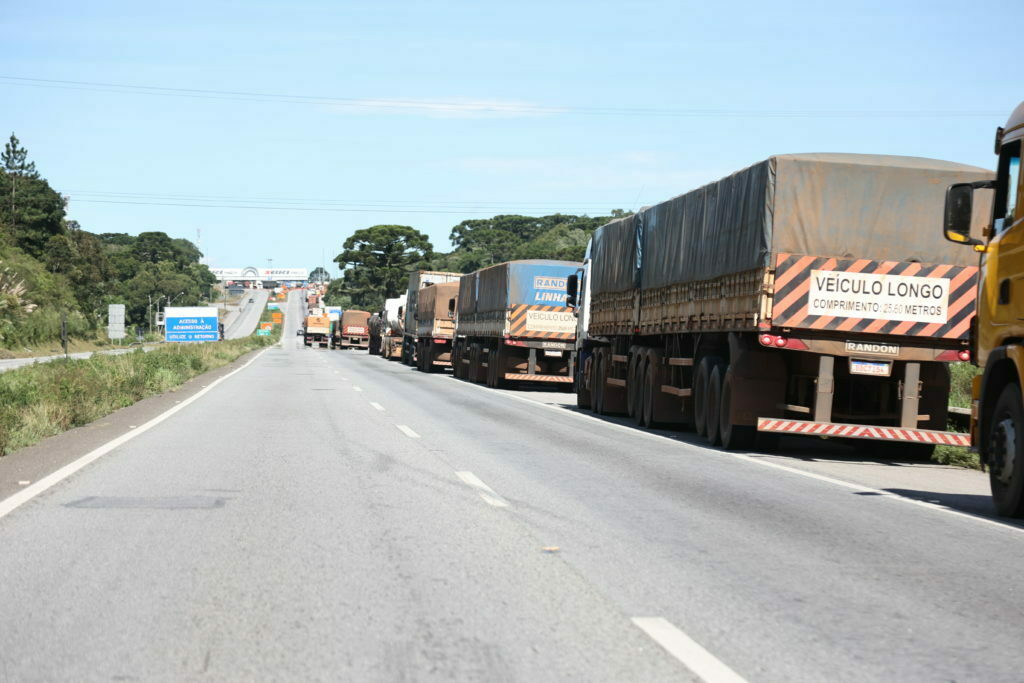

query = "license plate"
[850,359,892,377]
[543,349,564,358]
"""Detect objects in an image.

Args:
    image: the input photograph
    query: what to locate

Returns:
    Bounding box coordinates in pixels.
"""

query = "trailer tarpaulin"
[590,214,640,296]
[629,154,991,291]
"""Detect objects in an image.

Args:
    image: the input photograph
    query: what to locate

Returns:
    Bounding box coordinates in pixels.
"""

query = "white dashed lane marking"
[455,471,509,508]
[396,425,420,438]
[632,617,748,683]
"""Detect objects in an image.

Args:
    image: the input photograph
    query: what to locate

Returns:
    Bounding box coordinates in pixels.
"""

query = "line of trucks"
[317,100,1024,517]
[300,289,373,350]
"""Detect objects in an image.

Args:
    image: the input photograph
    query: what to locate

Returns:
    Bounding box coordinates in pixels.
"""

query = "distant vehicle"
[380,295,407,360]
[249,298,254,304]
[303,314,331,348]
[414,282,459,373]
[296,329,304,336]
[454,260,579,387]
[402,271,461,365]
[334,310,372,350]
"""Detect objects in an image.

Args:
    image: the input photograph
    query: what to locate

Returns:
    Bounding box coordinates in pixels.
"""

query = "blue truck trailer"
[453,260,581,388]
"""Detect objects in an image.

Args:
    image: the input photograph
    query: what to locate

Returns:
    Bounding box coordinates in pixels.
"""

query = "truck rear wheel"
[576,352,592,409]
[627,348,643,420]
[632,352,648,426]
[469,344,485,384]
[593,349,607,414]
[988,384,1024,518]
[706,363,725,446]
[693,356,720,438]
[719,367,756,451]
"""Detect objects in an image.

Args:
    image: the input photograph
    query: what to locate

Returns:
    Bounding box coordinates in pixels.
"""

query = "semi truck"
[402,271,461,366]
[454,260,580,388]
[943,101,1024,516]
[380,295,406,360]
[303,313,331,348]
[414,282,459,373]
[335,310,371,350]
[568,153,990,456]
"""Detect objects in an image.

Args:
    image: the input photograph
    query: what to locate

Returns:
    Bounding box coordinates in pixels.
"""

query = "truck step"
[660,385,692,397]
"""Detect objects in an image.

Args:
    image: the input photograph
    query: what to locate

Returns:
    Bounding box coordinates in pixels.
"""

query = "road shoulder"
[0,348,265,502]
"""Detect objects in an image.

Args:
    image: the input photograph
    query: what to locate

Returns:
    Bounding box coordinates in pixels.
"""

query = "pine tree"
[1,134,40,241]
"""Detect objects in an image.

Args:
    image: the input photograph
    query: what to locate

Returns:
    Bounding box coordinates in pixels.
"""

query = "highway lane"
[2,291,1022,681]
[224,289,270,339]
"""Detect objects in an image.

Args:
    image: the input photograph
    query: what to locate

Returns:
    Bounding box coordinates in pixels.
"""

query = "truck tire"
[627,348,643,420]
[640,359,654,427]
[592,349,607,414]
[632,352,647,425]
[719,367,756,451]
[988,384,1024,518]
[693,356,719,438]
[576,353,592,409]
[706,363,725,446]
[492,347,508,388]
[469,344,485,384]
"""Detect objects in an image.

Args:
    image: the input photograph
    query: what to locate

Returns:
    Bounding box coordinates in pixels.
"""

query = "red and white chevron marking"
[757,418,971,446]
[504,373,573,383]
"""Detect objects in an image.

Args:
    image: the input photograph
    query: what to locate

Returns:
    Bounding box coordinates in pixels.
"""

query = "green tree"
[332,225,433,309]
[0,134,66,257]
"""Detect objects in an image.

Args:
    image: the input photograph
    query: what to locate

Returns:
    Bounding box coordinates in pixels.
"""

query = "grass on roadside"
[931,362,982,469]
[0,328,280,456]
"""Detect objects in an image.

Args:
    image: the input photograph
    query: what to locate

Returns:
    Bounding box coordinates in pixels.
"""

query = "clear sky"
[3,0,1020,276]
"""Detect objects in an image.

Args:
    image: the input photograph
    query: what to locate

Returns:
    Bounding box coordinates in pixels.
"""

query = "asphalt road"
[223,289,270,339]
[2,290,1023,681]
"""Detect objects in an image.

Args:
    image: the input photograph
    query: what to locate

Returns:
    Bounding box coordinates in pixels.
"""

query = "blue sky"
[2,0,1019,276]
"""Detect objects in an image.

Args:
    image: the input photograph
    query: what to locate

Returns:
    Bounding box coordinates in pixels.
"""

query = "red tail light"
[937,349,972,362]
[505,339,527,347]
[758,333,808,350]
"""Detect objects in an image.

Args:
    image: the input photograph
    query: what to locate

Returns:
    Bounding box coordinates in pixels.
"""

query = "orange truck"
[303,314,331,348]
[414,282,459,372]
[335,310,371,350]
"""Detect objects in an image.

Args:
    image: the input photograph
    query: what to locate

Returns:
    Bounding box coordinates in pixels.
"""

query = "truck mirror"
[566,274,578,308]
[943,183,975,244]
[944,181,992,249]
[448,298,456,317]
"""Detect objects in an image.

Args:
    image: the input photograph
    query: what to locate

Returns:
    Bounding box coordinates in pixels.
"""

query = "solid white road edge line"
[0,348,270,521]
[370,402,385,411]
[353,386,363,392]
[632,617,748,683]
[444,375,1024,536]
[455,471,510,508]
[396,425,420,438]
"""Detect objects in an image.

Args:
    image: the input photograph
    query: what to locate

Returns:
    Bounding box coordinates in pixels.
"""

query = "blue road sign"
[165,307,220,342]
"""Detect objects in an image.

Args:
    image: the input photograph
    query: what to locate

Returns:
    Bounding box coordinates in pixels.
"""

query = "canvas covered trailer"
[454,260,581,387]
[577,153,992,453]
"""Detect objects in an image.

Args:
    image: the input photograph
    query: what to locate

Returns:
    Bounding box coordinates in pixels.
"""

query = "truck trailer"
[380,295,406,360]
[414,282,459,373]
[569,153,990,456]
[943,102,1024,516]
[335,310,371,350]
[454,260,580,388]
[303,313,331,348]
[402,271,461,366]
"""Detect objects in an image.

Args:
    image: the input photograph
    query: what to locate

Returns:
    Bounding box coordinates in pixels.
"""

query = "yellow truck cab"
[944,101,1024,517]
